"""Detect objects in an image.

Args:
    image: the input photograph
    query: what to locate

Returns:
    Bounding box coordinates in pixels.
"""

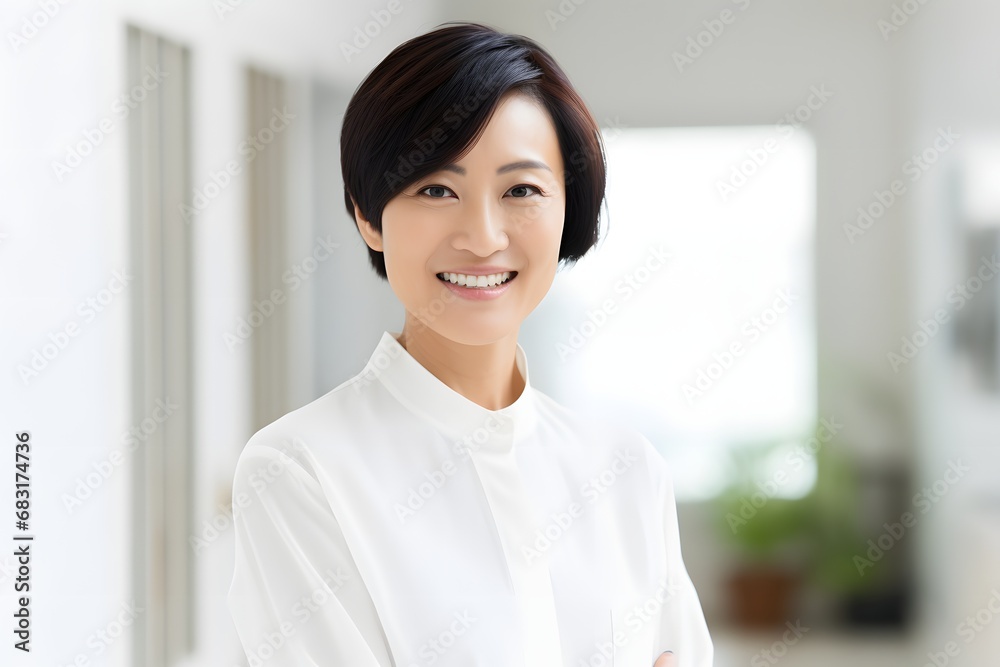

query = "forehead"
[449,93,563,170]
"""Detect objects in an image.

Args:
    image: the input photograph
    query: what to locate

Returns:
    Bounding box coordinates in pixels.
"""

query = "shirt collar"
[363,330,538,446]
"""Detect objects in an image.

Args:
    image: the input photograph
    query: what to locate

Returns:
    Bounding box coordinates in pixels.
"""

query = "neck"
[396,316,524,411]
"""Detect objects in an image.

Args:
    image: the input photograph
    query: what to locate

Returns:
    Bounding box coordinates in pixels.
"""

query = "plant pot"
[726,565,802,629]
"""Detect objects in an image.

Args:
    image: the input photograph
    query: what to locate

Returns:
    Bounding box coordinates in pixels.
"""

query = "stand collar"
[362,330,538,447]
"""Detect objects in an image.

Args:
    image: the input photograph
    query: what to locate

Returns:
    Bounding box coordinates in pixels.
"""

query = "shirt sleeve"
[652,448,714,667]
[227,440,391,667]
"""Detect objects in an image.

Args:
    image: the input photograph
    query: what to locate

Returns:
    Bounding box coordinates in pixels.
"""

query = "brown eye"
[419,185,455,198]
[508,184,543,198]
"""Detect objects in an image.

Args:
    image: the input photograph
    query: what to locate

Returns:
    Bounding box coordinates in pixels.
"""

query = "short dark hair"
[340,21,608,281]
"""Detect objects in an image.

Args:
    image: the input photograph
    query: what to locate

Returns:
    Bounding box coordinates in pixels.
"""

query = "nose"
[452,199,509,256]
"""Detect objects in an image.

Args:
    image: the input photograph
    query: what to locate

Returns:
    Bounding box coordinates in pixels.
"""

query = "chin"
[429,317,523,347]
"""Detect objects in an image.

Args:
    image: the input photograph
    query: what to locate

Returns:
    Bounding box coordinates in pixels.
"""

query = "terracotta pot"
[726,566,801,629]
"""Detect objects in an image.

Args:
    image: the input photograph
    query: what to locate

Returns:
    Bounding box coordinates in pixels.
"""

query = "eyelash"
[417,184,545,199]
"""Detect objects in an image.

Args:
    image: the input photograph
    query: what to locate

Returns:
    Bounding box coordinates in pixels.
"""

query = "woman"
[228,21,712,667]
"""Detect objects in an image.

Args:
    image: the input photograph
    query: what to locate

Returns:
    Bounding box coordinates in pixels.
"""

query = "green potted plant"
[714,436,814,628]
[714,421,868,628]
[798,432,869,598]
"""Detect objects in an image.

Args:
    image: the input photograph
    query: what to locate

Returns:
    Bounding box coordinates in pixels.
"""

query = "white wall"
[898,1,1000,662]
[1,1,441,665]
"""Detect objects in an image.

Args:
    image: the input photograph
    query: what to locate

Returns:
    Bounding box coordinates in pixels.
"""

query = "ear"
[352,199,383,252]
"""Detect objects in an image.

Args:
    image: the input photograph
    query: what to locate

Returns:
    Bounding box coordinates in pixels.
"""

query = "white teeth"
[437,271,513,288]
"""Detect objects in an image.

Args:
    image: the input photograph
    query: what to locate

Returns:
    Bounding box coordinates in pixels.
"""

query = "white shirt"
[227,330,713,667]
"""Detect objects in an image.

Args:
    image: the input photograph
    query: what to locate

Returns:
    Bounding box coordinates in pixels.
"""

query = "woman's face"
[356,92,566,346]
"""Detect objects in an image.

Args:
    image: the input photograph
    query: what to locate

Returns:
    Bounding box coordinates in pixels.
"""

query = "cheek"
[383,212,436,270]
[518,203,564,250]
[511,198,563,231]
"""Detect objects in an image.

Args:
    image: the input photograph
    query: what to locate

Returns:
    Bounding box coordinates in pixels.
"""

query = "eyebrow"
[440,160,552,176]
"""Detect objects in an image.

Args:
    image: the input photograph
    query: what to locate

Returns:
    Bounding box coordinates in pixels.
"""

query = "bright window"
[547,125,816,502]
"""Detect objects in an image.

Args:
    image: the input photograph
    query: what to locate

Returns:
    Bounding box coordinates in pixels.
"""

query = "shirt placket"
[466,415,564,667]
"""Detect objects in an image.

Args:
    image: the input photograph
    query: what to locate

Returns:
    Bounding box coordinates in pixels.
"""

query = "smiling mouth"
[436,271,518,288]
